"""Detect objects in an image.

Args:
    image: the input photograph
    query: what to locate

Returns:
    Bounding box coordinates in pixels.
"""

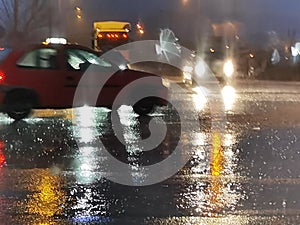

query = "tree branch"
[0,0,13,24]
[24,0,47,32]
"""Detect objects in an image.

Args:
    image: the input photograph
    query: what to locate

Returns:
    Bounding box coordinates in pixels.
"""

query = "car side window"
[0,48,12,62]
[66,49,112,70]
[17,48,58,69]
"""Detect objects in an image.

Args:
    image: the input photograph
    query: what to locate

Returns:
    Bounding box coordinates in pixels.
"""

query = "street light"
[52,1,83,37]
[181,0,189,6]
[136,22,144,35]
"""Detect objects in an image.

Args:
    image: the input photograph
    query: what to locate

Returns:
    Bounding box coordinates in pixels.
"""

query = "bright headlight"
[183,71,192,80]
[182,65,193,84]
[223,60,234,77]
[183,65,193,73]
[192,87,208,111]
[195,60,206,77]
[222,85,236,111]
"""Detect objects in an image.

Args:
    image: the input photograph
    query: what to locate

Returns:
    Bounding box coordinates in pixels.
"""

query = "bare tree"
[0,0,49,46]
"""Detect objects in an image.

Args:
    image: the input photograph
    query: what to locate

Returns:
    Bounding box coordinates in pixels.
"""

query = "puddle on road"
[0,102,299,224]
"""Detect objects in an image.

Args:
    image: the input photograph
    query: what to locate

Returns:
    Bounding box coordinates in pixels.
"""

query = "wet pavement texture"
[0,80,300,224]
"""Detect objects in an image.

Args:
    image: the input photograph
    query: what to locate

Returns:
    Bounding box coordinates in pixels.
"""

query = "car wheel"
[7,109,32,121]
[132,99,155,115]
[4,89,38,121]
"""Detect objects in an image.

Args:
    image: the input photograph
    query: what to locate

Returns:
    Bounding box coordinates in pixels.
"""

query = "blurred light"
[291,46,298,57]
[249,53,254,58]
[79,127,95,143]
[27,174,66,217]
[291,42,300,59]
[211,132,224,177]
[183,65,193,73]
[118,64,127,70]
[75,6,81,11]
[192,87,207,111]
[0,48,4,51]
[0,71,6,83]
[77,15,82,19]
[183,72,192,83]
[224,133,234,147]
[0,141,5,167]
[195,60,206,77]
[225,45,230,49]
[223,60,234,77]
[123,34,128,38]
[76,106,95,127]
[76,147,98,184]
[210,48,215,53]
[98,34,103,38]
[45,37,67,44]
[193,132,206,146]
[295,42,300,52]
[73,106,98,143]
[183,65,193,83]
[73,216,111,224]
[181,0,189,5]
[136,22,144,35]
[222,85,236,111]
[271,49,280,64]
[118,106,148,184]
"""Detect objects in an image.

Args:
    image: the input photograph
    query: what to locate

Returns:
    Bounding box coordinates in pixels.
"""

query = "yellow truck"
[92,21,131,52]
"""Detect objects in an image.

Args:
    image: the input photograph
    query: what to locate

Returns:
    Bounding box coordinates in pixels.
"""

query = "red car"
[0,43,168,120]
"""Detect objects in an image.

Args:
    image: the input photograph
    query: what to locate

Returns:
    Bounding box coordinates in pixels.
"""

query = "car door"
[10,47,66,108]
[62,48,123,107]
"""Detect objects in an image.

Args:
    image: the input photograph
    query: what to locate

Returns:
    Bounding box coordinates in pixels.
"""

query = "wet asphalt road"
[1,79,300,224]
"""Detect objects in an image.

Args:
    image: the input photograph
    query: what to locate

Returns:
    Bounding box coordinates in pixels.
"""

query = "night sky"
[67,0,300,47]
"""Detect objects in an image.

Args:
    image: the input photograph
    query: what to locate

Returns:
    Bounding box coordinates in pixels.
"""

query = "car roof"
[12,43,97,54]
[40,43,96,51]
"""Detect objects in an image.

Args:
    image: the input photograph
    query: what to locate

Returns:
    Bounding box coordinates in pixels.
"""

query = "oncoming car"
[0,43,168,120]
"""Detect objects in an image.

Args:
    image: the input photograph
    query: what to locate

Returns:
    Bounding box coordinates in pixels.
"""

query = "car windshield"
[67,48,112,70]
[0,1,300,224]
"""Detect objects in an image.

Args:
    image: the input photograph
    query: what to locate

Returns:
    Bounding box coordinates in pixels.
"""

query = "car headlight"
[183,71,192,81]
[183,65,193,73]
[223,60,234,77]
[183,65,193,82]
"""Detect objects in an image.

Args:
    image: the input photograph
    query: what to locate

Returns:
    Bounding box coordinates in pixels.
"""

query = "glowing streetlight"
[74,6,83,20]
[181,0,189,6]
[136,22,144,35]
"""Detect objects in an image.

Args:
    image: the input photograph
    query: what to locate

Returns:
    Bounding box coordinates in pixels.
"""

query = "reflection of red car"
[0,141,5,167]
[0,44,168,120]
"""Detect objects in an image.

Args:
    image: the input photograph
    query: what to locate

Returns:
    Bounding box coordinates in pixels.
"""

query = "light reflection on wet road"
[0,80,300,224]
